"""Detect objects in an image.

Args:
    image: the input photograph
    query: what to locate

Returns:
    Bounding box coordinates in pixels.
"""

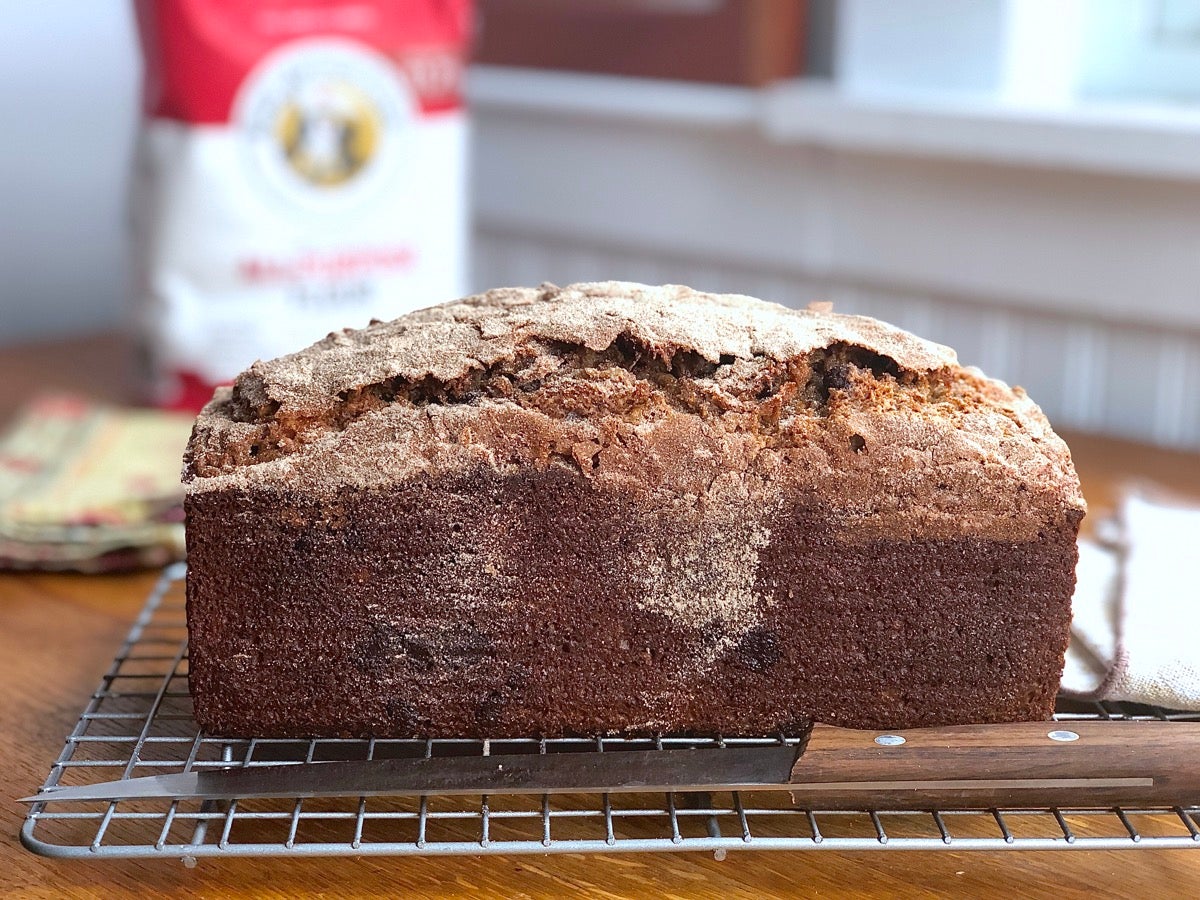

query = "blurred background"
[2,0,1200,450]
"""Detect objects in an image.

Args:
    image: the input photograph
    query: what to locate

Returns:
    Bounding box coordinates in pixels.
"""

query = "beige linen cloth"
[1061,491,1200,711]
[0,395,192,572]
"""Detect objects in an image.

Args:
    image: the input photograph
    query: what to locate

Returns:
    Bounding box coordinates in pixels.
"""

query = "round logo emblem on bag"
[274,79,380,187]
[235,39,413,213]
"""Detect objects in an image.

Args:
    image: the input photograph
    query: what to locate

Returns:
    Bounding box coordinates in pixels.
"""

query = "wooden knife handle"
[787,720,1200,810]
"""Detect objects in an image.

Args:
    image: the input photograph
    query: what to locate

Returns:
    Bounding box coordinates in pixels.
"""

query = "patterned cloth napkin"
[0,395,193,572]
[1061,491,1200,711]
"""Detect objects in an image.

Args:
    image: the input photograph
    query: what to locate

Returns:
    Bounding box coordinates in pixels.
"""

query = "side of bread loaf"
[183,282,1085,738]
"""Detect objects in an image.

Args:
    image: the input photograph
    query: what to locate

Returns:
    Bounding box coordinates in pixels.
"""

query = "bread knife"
[21,721,1200,810]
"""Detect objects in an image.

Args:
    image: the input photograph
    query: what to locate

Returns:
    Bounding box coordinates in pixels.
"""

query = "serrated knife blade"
[21,745,800,803]
[21,721,1200,810]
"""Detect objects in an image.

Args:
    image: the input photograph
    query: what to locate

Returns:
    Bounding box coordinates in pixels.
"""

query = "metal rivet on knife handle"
[1048,730,1080,742]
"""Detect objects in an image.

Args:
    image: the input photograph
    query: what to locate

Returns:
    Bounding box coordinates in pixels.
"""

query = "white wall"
[0,0,140,343]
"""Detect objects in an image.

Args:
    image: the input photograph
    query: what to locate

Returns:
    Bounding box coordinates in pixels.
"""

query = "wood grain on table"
[2,334,1199,898]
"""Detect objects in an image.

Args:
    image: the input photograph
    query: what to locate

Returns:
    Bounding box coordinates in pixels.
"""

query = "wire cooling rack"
[21,564,1200,862]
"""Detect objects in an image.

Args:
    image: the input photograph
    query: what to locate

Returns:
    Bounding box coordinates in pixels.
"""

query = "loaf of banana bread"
[183,282,1085,738]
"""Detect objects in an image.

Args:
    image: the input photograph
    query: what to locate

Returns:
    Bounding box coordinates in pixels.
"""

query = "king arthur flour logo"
[274,79,380,186]
[235,39,413,214]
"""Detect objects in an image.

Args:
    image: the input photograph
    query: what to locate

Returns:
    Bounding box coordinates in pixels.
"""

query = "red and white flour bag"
[132,0,473,409]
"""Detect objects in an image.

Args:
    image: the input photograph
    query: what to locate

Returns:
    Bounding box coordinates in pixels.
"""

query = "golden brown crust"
[183,281,1085,543]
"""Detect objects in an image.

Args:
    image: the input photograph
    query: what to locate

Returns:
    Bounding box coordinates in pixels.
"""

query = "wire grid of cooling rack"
[21,563,1200,861]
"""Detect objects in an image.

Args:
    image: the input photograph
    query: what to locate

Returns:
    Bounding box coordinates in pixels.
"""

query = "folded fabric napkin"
[1062,491,1200,711]
[0,395,193,572]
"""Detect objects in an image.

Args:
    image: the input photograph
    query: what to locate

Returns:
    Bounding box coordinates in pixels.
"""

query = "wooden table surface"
[2,334,1199,898]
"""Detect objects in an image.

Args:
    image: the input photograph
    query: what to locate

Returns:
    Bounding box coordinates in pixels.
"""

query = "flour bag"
[132,0,472,409]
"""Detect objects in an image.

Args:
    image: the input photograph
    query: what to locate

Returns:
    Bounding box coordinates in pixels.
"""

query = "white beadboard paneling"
[932,300,995,373]
[473,229,1200,452]
[1009,313,1074,424]
[1152,336,1189,447]
[883,295,939,349]
[741,275,834,316]
[1152,335,1200,448]
[1185,342,1200,448]
[1061,321,1109,433]
[1098,328,1169,445]
[971,307,1017,386]
[826,284,887,322]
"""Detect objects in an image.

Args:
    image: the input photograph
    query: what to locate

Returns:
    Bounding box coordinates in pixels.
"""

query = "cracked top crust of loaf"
[183,281,1085,541]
